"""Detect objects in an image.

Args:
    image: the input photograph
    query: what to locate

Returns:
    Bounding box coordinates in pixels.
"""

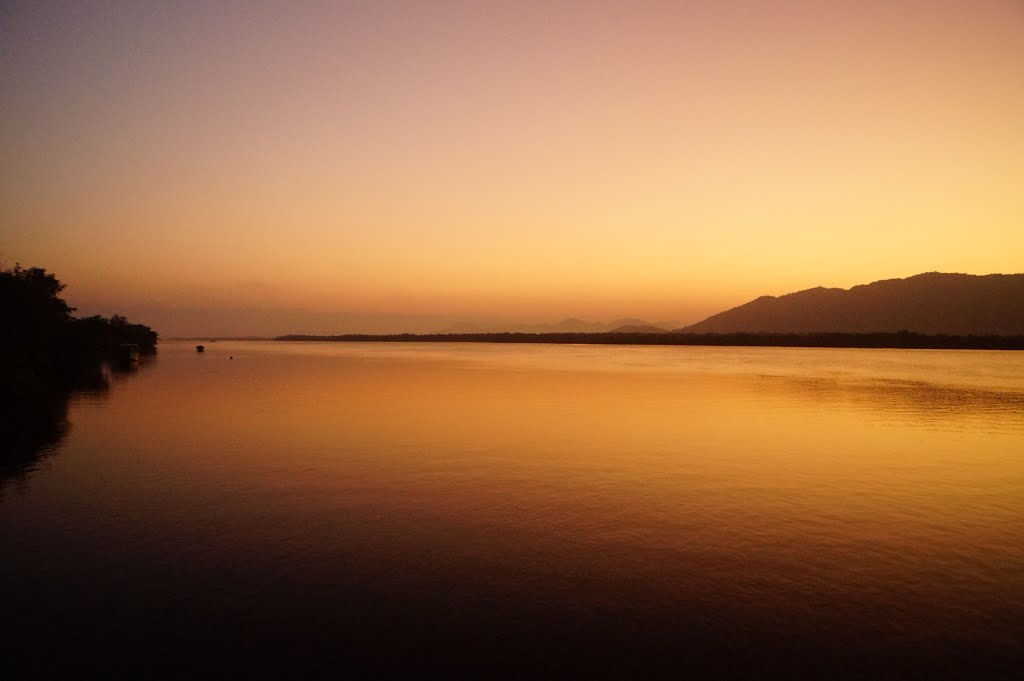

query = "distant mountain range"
[679,273,1024,336]
[441,317,677,334]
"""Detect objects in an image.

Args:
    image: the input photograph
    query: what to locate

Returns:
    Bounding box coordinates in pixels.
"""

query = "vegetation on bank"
[1,265,158,462]
[275,331,1024,350]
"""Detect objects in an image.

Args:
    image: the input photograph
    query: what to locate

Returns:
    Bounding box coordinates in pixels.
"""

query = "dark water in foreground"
[2,341,1022,679]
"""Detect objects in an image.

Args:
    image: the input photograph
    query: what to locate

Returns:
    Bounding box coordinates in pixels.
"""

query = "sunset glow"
[3,1,1022,335]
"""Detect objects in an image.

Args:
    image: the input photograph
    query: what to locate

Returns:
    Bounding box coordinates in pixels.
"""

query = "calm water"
[2,341,1023,678]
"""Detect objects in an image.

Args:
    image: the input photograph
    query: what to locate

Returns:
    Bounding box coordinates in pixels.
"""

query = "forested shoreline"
[275,331,1024,350]
[1,265,158,466]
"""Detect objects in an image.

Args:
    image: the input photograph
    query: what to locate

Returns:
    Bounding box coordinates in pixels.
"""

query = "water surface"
[2,341,1022,678]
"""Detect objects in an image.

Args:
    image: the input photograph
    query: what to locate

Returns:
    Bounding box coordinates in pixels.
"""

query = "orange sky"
[2,1,1022,336]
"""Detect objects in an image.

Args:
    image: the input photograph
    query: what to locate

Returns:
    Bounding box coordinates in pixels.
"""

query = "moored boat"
[119,343,140,363]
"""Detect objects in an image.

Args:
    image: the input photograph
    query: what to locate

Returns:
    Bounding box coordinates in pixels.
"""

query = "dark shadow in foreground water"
[0,389,72,491]
[0,359,149,494]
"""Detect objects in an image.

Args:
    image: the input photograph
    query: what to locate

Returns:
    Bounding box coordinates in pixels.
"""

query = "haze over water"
[2,341,1022,678]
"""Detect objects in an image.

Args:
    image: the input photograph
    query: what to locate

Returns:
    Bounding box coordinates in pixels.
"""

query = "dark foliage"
[1,264,157,466]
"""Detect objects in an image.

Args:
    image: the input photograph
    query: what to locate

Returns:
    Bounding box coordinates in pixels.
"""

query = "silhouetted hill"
[680,273,1024,335]
[605,318,653,330]
[440,318,680,334]
[609,324,668,333]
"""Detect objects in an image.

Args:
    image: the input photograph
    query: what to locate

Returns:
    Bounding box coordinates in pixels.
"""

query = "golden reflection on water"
[5,341,1023,676]
[74,343,1024,567]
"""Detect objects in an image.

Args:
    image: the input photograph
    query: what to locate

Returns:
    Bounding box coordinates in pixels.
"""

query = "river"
[2,341,1022,678]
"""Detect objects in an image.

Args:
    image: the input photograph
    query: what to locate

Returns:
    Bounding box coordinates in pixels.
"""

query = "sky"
[2,0,1022,336]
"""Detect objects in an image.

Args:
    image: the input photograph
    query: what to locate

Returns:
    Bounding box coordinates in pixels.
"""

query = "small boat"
[196,344,205,353]
[119,344,140,363]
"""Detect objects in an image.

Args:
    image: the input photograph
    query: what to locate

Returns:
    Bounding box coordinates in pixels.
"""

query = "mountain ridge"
[679,272,1024,335]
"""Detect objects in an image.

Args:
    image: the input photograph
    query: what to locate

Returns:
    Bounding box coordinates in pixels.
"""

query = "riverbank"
[1,265,158,468]
[274,331,1024,350]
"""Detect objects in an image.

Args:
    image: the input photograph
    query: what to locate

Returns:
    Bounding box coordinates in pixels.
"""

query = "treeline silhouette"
[276,331,1024,350]
[1,264,158,469]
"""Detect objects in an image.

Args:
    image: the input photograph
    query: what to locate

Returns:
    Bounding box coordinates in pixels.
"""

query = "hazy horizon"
[3,1,1022,336]
[44,268,1017,338]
